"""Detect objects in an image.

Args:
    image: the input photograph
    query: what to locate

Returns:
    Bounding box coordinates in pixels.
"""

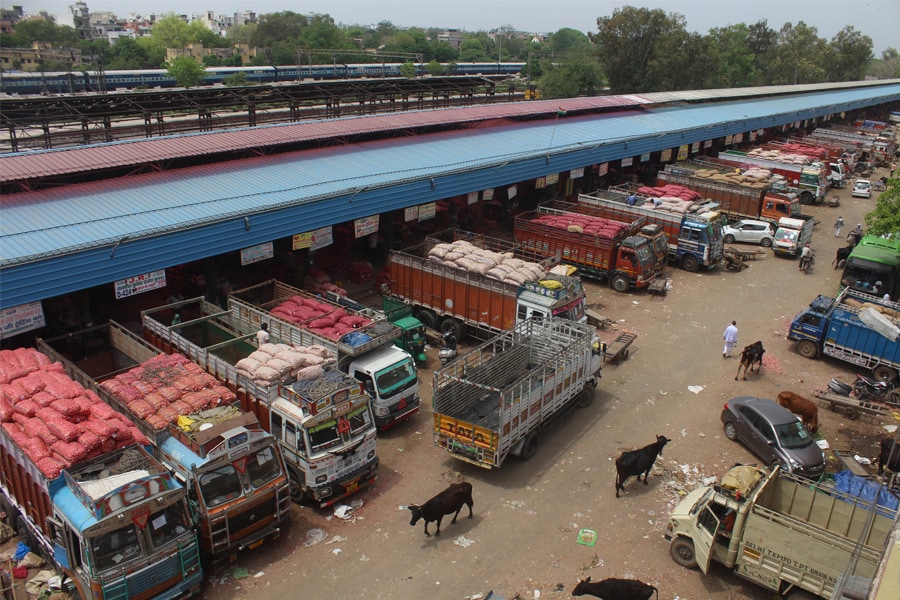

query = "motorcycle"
[853,373,898,404]
[439,331,458,365]
[799,251,815,274]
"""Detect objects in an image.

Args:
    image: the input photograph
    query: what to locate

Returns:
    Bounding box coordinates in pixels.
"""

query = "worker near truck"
[257,322,270,346]
[799,243,814,271]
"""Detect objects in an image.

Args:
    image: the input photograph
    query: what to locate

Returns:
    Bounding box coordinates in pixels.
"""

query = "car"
[722,219,775,246]
[720,396,825,479]
[851,179,872,198]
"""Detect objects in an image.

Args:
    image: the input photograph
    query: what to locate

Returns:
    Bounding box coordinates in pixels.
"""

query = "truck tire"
[575,385,595,408]
[800,191,814,205]
[440,318,465,342]
[797,340,818,359]
[873,365,898,383]
[287,467,308,504]
[680,254,699,272]
[609,274,629,293]
[669,537,697,569]
[518,432,539,461]
[416,309,437,330]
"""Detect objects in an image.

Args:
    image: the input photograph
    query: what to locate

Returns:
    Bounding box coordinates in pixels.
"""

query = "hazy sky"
[8,0,899,55]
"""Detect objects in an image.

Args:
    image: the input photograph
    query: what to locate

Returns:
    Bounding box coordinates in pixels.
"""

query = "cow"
[776,391,819,432]
[407,481,473,537]
[615,435,671,498]
[878,438,900,475]
[572,576,659,599]
[833,244,854,269]
[735,341,765,381]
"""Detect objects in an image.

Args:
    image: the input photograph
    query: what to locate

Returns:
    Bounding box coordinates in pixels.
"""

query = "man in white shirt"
[257,322,270,346]
[723,320,738,358]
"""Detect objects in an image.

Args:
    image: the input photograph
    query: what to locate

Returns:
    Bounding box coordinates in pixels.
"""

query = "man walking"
[833,216,844,238]
[723,320,738,358]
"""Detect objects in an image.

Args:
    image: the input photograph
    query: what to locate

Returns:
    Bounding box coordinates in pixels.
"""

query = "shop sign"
[114,270,167,300]
[405,206,418,222]
[354,216,379,238]
[467,191,479,205]
[622,157,634,167]
[240,242,273,266]
[418,203,436,222]
[570,167,584,179]
[1,301,46,340]
[545,173,559,185]
[482,188,494,200]
[640,153,650,162]
[676,145,688,161]
[598,162,608,176]
[310,226,333,250]
[535,177,546,189]
[660,148,672,161]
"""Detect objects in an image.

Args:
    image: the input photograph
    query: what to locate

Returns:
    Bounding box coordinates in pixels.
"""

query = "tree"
[251,11,307,48]
[537,57,604,98]
[870,47,900,79]
[826,26,873,81]
[865,176,900,239]
[548,28,591,59]
[767,22,827,84]
[165,55,205,87]
[106,37,151,69]
[458,38,489,62]
[224,72,250,86]
[399,62,417,78]
[708,24,758,87]
[425,59,444,76]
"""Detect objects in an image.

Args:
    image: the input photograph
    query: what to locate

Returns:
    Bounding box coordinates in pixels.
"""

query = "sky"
[7,0,900,55]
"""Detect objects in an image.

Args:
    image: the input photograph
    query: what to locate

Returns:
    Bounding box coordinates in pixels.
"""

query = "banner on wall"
[570,167,584,178]
[621,157,633,167]
[404,206,418,221]
[483,188,494,200]
[240,243,273,267]
[725,134,733,145]
[354,215,379,238]
[418,202,436,221]
[703,140,712,148]
[508,185,517,199]
[660,148,672,162]
[546,173,558,185]
[691,142,700,153]
[640,153,650,162]
[294,226,334,250]
[467,191,479,205]
[114,269,168,300]
[535,176,546,189]
[676,145,689,161]
[749,131,757,142]
[734,132,743,144]
[1,301,46,340]
[598,162,608,176]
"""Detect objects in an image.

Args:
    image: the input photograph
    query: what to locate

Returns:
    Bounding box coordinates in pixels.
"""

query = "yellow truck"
[665,465,898,599]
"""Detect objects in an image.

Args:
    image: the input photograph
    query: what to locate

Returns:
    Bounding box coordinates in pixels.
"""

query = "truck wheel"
[680,254,699,272]
[518,432,539,461]
[416,309,437,330]
[723,421,738,441]
[873,365,898,383]
[797,340,818,359]
[287,467,308,504]
[670,537,697,569]
[440,318,465,342]
[800,191,814,205]
[609,274,629,293]
[575,385,595,408]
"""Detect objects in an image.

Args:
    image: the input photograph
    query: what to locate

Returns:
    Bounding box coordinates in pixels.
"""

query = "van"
[772,216,813,258]
[828,162,846,188]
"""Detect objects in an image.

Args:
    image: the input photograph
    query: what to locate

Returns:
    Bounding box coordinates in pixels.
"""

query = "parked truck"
[840,236,900,301]
[656,165,802,225]
[578,187,725,272]
[432,317,602,468]
[227,279,420,431]
[514,208,662,292]
[715,150,829,204]
[665,464,898,599]
[788,287,900,381]
[772,216,814,258]
[141,298,379,507]
[388,230,588,340]
[0,349,202,600]
[37,322,292,563]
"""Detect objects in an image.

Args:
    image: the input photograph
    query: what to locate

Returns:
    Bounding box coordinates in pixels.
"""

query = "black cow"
[735,340,765,381]
[407,482,473,536]
[615,435,671,498]
[572,576,659,599]
[833,244,854,269]
[878,438,900,475]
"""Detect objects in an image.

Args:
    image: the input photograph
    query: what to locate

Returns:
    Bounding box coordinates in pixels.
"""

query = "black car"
[721,396,825,479]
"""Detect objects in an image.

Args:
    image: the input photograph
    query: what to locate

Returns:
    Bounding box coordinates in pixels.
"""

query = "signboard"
[1,301,46,340]
[691,142,700,153]
[570,167,584,179]
[405,206,419,221]
[598,162,608,176]
[621,157,633,167]
[310,226,333,250]
[676,145,688,160]
[640,153,650,162]
[292,232,313,250]
[535,176,546,189]
[734,132,744,144]
[507,185,517,199]
[749,131,757,142]
[703,140,712,148]
[725,134,734,145]
[482,188,494,200]
[418,203,436,222]
[545,173,558,185]
[660,148,672,162]
[114,269,167,300]
[354,216,379,238]
[240,242,274,266]
[467,191,479,205]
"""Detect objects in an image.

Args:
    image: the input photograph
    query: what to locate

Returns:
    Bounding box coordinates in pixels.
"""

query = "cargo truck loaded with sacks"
[226,279,420,431]
[37,322,292,563]
[715,149,829,205]
[432,317,602,468]
[141,298,379,507]
[0,347,202,600]
[388,230,587,340]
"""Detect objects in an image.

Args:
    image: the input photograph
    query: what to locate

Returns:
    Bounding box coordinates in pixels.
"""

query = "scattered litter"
[884,424,898,433]
[534,590,541,599]
[360,555,369,562]
[702,476,717,486]
[333,504,354,519]
[687,385,704,394]
[349,498,364,510]
[454,535,475,548]
[326,535,346,544]
[647,510,655,516]
[253,571,265,578]
[464,593,484,600]
[232,567,249,580]
[331,548,342,556]
[854,455,872,465]
[304,528,327,547]
[659,390,667,395]
[816,439,830,450]
[576,528,597,547]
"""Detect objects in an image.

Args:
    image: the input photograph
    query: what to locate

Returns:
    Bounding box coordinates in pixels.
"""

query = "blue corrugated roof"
[2,83,899,309]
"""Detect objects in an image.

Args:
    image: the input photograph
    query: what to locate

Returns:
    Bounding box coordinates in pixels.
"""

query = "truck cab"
[639,223,669,268]
[611,235,659,292]
[773,216,813,257]
[343,345,420,431]
[760,192,801,222]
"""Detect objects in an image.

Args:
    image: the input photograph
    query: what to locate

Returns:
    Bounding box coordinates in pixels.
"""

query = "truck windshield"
[348,405,373,435]
[247,445,283,489]
[307,420,343,453]
[148,502,190,549]
[199,464,243,508]
[90,523,141,571]
[651,236,668,259]
[635,244,654,269]
[375,358,417,396]
[775,421,813,449]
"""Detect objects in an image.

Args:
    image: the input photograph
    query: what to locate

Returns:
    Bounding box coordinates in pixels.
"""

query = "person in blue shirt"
[626,194,637,206]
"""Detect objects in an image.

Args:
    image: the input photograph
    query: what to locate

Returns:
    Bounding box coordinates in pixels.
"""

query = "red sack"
[144,414,169,431]
[89,402,118,420]
[36,407,65,422]
[143,392,169,411]
[157,386,182,402]
[30,390,56,408]
[83,418,116,438]
[129,426,151,446]
[169,400,192,415]
[24,418,58,446]
[21,437,50,463]
[156,406,179,423]
[0,395,13,422]
[37,456,67,479]
[78,430,102,453]
[52,440,87,464]
[12,398,39,418]
[50,397,79,417]
[126,399,154,420]
[46,418,82,442]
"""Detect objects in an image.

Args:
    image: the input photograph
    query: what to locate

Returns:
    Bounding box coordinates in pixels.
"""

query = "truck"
[578,187,726,272]
[655,165,802,225]
[514,208,662,292]
[0,349,202,600]
[432,317,602,468]
[840,236,900,301]
[714,150,829,205]
[141,298,379,507]
[788,287,900,382]
[37,322,292,563]
[227,279,420,431]
[388,230,588,339]
[665,464,899,599]
[772,216,814,258]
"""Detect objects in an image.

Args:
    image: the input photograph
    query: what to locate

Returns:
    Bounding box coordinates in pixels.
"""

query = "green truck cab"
[383,295,428,365]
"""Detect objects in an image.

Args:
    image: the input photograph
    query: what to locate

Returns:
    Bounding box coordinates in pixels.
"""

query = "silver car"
[722,219,774,247]
[721,396,825,479]
[851,179,872,198]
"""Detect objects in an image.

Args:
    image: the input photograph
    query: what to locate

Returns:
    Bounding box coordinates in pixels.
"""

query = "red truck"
[514,209,662,292]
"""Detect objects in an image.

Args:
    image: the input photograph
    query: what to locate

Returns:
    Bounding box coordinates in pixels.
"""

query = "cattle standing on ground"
[407,481,474,536]
[571,576,659,599]
[777,391,819,432]
[833,244,854,269]
[614,435,671,498]
[878,438,900,475]
[735,341,765,381]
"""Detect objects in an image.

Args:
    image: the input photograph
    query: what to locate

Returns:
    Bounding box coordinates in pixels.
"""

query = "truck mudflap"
[314,459,379,508]
[434,414,499,468]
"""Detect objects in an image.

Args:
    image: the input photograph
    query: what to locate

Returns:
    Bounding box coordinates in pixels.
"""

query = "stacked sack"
[773,144,829,159]
[636,184,703,214]
[687,168,770,188]
[235,343,336,387]
[0,347,151,479]
[100,353,236,432]
[270,295,373,341]
[745,148,812,165]
[427,239,547,286]
[303,268,347,297]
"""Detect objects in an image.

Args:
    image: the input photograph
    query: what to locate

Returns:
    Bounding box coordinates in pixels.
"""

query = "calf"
[878,438,900,475]
[407,482,473,537]
[833,244,854,269]
[572,576,659,599]
[735,340,765,381]
[776,391,819,432]
[615,435,671,498]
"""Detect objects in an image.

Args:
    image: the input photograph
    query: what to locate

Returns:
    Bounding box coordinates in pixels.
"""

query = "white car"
[851,179,872,198]
[723,219,775,247]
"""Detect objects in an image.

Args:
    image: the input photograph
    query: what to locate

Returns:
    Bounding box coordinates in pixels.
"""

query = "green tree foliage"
[399,61,417,78]
[458,38,489,62]
[2,18,81,48]
[864,174,900,238]
[165,54,206,87]
[548,28,590,58]
[106,37,151,69]
[870,48,900,79]
[767,22,827,84]
[826,26,873,81]
[226,23,257,45]
[426,59,444,76]
[538,58,604,98]
[708,24,758,87]
[224,72,250,86]
[251,11,307,49]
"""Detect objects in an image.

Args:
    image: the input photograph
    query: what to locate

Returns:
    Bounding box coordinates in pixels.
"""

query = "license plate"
[248,539,264,550]
[346,481,359,494]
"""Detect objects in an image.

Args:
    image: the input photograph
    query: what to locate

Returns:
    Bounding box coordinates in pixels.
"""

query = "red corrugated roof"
[0,95,652,182]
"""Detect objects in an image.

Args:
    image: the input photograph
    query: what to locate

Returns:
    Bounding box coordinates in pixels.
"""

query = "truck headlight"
[316,474,328,484]
[374,405,389,417]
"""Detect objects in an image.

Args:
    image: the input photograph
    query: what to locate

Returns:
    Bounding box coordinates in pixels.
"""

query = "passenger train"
[0,62,526,96]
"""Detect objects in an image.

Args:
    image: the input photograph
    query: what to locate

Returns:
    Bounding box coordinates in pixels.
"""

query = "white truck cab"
[773,216,813,257]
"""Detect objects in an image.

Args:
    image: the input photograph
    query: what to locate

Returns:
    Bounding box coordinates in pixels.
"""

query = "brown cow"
[777,391,819,433]
[735,341,765,381]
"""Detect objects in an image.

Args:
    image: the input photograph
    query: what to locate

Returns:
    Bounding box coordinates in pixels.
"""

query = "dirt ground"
[2,165,895,600]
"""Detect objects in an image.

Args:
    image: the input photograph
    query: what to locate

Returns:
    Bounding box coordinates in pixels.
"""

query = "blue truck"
[788,287,900,382]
